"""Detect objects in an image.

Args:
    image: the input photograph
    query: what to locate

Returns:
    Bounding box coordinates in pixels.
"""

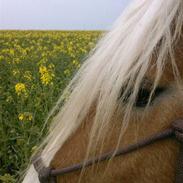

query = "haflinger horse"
[22,0,183,182]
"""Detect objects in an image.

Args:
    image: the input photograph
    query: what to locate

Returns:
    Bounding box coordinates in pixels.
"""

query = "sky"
[0,0,130,30]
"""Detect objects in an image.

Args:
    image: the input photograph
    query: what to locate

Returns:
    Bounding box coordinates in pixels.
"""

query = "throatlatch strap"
[32,119,183,183]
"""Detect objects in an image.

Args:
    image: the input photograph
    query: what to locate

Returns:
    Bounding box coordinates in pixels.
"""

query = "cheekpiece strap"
[31,152,57,183]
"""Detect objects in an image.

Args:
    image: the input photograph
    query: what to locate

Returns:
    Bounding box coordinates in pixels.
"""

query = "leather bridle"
[32,119,183,183]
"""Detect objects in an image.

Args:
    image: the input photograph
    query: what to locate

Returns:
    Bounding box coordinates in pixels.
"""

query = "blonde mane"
[22,0,183,182]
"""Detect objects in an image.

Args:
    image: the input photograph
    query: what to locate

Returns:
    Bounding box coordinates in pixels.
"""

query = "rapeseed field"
[0,30,103,182]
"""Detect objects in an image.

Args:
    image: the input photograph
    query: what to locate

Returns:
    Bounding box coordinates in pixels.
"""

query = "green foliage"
[0,30,102,182]
[0,174,16,183]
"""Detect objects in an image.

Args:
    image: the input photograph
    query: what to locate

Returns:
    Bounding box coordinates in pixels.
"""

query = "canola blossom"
[15,83,27,96]
[39,65,55,85]
[18,112,33,121]
[0,30,103,182]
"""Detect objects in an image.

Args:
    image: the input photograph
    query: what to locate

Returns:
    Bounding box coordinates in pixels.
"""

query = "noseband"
[32,119,183,183]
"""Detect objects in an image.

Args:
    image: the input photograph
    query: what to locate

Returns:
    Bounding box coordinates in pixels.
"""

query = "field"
[0,30,103,182]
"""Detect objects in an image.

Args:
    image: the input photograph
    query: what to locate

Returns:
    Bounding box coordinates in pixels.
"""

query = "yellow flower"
[14,58,21,64]
[39,65,48,75]
[6,96,13,103]
[18,113,24,121]
[72,60,81,68]
[48,63,55,69]
[15,83,27,96]
[0,55,4,61]
[12,69,20,76]
[64,69,70,76]
[28,114,33,121]
[39,65,55,85]
[9,49,15,56]
[72,60,78,65]
[40,72,54,85]
[18,112,33,121]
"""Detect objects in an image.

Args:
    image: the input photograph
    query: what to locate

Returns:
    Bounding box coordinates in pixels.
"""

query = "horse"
[22,0,183,182]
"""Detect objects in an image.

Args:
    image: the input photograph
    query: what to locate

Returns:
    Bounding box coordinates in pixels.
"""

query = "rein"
[32,119,183,183]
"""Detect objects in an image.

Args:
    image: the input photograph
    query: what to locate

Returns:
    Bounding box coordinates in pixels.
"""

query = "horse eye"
[135,87,165,107]
[119,86,165,108]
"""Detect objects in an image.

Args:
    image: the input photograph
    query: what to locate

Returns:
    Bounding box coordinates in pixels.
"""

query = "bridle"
[32,119,183,183]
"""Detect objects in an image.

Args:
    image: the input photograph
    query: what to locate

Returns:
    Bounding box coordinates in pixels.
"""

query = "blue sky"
[0,0,130,30]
